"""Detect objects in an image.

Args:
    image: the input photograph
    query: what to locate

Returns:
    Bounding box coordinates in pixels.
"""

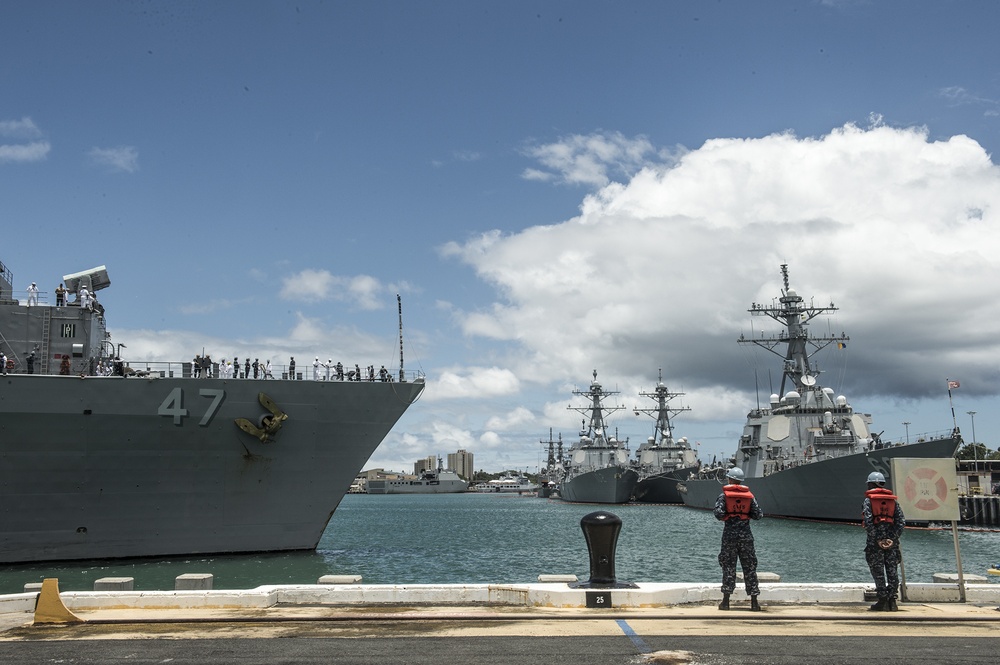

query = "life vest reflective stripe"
[865,487,897,524]
[723,484,754,520]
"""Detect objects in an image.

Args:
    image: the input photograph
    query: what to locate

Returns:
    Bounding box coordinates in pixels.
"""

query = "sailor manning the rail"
[863,471,905,612]
[714,467,763,611]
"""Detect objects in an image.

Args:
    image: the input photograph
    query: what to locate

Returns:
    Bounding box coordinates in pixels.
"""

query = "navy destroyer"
[631,370,700,504]
[536,428,563,498]
[557,370,637,504]
[678,265,961,521]
[0,260,424,563]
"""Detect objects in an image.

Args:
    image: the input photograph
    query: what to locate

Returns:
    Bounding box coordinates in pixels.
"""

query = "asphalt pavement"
[2,600,999,664]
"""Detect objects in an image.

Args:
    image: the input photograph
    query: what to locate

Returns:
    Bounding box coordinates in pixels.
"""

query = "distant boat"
[557,370,638,504]
[367,459,469,494]
[678,264,962,521]
[631,370,700,504]
[473,471,537,494]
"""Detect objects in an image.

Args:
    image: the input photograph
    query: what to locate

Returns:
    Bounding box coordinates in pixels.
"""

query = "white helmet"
[726,467,745,482]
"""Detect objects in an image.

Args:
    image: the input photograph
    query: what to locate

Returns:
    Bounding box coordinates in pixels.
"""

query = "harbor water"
[2,493,998,594]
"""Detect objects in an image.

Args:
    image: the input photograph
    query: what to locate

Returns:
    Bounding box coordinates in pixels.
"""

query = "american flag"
[947,380,960,389]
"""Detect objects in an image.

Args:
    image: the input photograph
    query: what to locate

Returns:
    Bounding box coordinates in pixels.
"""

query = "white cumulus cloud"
[448,124,1000,401]
[427,366,522,401]
[280,269,404,311]
[520,131,662,187]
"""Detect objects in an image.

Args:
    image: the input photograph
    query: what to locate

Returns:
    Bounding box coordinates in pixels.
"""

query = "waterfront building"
[448,449,475,481]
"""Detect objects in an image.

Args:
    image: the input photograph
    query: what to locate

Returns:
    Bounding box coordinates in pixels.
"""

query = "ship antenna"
[780,263,789,294]
[397,294,405,382]
[754,367,761,411]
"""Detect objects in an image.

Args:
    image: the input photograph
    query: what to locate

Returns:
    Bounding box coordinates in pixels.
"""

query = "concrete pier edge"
[3,581,1000,617]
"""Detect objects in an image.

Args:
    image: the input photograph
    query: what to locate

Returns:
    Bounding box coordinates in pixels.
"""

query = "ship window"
[60,323,76,337]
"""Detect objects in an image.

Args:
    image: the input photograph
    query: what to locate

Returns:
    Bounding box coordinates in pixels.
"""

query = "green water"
[2,493,998,593]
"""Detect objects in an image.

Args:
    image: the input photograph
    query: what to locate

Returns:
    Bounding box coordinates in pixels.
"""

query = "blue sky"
[2,1,999,474]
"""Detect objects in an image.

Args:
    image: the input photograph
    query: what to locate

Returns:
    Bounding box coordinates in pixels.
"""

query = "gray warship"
[367,458,469,494]
[557,370,638,504]
[536,428,563,498]
[631,370,700,504]
[678,265,961,521]
[0,260,424,563]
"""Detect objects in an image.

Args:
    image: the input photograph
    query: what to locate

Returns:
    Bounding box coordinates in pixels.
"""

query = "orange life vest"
[723,484,754,520]
[865,487,897,524]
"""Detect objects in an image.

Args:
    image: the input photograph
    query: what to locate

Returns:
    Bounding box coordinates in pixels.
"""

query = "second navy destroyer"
[557,370,638,504]
[631,370,700,504]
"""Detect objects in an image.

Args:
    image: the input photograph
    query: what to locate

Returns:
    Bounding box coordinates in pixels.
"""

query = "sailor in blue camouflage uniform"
[863,471,905,611]
[714,467,763,611]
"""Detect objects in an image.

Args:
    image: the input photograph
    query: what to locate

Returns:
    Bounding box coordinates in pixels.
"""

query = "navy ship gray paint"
[678,265,961,521]
[631,371,700,504]
[0,260,424,563]
[556,371,637,504]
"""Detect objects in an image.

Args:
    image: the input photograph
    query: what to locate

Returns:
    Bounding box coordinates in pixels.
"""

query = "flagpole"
[946,378,958,433]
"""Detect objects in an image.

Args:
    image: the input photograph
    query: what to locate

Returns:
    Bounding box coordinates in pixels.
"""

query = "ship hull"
[632,465,700,504]
[559,467,638,504]
[0,374,423,563]
[678,437,960,521]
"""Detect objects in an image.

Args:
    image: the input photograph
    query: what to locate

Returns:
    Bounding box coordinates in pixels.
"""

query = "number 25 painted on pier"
[158,388,226,426]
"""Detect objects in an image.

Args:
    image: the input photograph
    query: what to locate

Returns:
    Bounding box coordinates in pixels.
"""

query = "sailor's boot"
[750,596,761,612]
[718,593,730,610]
[869,597,887,612]
[887,597,898,611]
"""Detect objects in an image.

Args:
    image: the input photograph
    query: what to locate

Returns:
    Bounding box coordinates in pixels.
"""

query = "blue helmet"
[867,471,885,484]
[726,467,745,482]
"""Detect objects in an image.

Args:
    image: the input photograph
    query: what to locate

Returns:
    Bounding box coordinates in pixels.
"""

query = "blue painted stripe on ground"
[615,619,651,654]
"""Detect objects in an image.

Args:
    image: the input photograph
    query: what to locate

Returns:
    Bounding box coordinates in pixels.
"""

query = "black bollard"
[571,510,637,589]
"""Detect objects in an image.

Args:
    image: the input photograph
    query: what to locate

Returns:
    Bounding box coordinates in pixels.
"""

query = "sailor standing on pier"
[714,467,763,611]
[863,471,905,611]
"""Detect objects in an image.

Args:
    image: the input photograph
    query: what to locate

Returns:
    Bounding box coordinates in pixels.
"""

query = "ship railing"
[884,428,960,447]
[103,360,425,383]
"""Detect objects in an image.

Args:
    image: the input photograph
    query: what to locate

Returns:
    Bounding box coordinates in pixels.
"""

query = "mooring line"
[615,619,652,654]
